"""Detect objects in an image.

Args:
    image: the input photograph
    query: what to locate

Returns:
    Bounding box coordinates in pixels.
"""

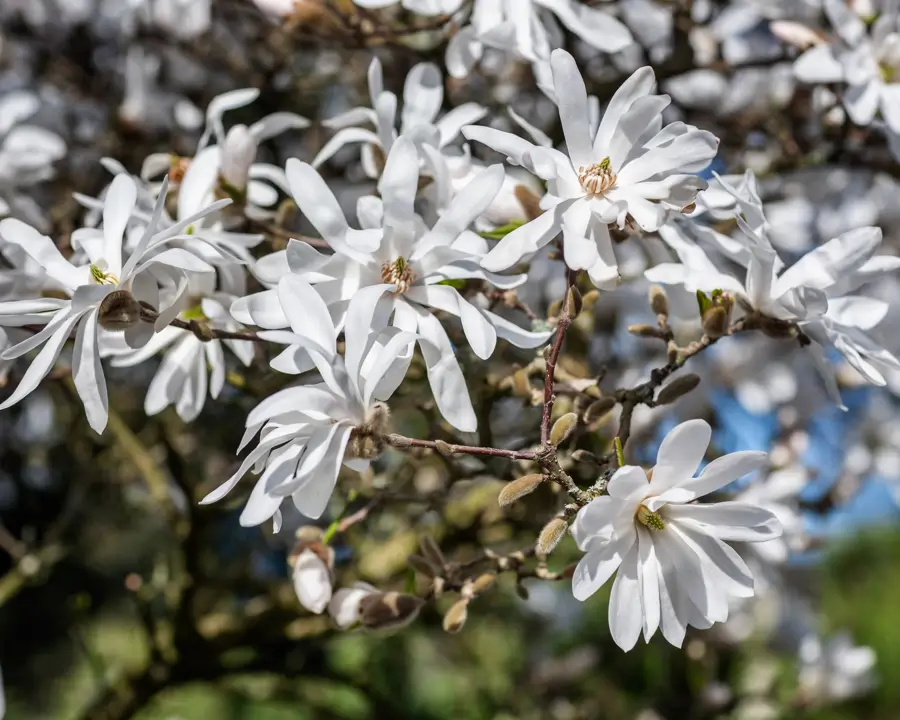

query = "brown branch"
[540,269,577,445]
[385,433,536,461]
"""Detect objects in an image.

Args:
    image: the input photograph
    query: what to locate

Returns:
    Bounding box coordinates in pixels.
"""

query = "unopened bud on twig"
[98,290,142,331]
[581,289,600,309]
[583,397,616,424]
[442,598,469,633]
[565,286,583,318]
[537,517,569,557]
[468,573,496,597]
[498,473,544,507]
[512,368,532,397]
[701,306,729,339]
[656,373,701,406]
[549,412,579,446]
[628,323,664,339]
[434,440,453,456]
[649,285,668,317]
[359,592,423,631]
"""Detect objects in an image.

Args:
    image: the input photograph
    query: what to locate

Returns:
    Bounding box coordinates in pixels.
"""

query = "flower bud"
[98,290,142,331]
[434,440,453,456]
[220,124,258,191]
[565,286,583,318]
[649,285,669,317]
[628,323,663,338]
[511,368,532,397]
[549,412,578,446]
[359,591,424,631]
[583,397,616,424]
[513,184,543,221]
[571,449,599,464]
[498,473,544,507]
[536,517,569,557]
[701,306,729,339]
[581,289,600,309]
[291,548,333,614]
[468,573,496,596]
[328,582,378,629]
[656,373,701,406]
[442,598,468,633]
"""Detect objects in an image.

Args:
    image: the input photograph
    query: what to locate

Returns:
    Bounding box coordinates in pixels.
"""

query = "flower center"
[636,504,665,531]
[881,62,898,83]
[578,157,617,195]
[90,263,119,286]
[381,257,416,294]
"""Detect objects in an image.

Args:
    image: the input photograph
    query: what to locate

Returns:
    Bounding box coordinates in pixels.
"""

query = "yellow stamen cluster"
[90,264,119,286]
[636,504,665,531]
[381,257,416,294]
[578,157,617,195]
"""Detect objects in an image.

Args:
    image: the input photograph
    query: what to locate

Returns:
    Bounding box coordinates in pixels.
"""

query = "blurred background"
[2,0,900,718]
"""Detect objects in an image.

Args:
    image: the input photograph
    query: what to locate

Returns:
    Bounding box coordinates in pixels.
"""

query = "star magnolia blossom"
[647,206,900,397]
[447,0,633,80]
[201,282,417,528]
[102,294,254,422]
[234,136,552,431]
[313,58,487,178]
[463,50,717,289]
[793,1,900,150]
[571,419,782,651]
[0,175,227,432]
[0,90,66,232]
[143,88,308,219]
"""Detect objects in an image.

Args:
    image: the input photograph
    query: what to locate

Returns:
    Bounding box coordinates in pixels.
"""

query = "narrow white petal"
[72,309,108,433]
[571,524,636,601]
[607,543,643,651]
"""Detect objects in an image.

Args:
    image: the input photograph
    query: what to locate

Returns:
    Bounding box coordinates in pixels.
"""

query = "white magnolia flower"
[102,293,254,422]
[235,136,552,431]
[328,582,379,629]
[352,0,463,15]
[202,281,417,527]
[648,208,900,394]
[570,419,781,651]
[793,1,900,152]
[446,0,633,80]
[292,548,333,614]
[147,0,211,39]
[463,50,717,289]
[0,175,226,432]
[0,91,66,232]
[313,58,487,178]
[144,88,307,220]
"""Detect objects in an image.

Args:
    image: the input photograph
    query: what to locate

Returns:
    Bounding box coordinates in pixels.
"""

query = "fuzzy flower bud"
[656,374,701,406]
[442,598,469,633]
[549,412,579,446]
[221,124,258,191]
[498,473,544,507]
[537,517,569,557]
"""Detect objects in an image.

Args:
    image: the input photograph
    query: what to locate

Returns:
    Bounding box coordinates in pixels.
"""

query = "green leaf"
[696,290,712,315]
[436,279,466,290]
[479,220,525,240]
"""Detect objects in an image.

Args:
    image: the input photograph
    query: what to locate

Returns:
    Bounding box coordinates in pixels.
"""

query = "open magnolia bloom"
[0,175,228,432]
[101,290,254,422]
[447,0,633,80]
[463,49,717,289]
[143,88,307,219]
[0,90,66,232]
[312,58,487,178]
[648,201,900,399]
[571,419,781,651]
[202,282,417,528]
[793,1,900,154]
[234,137,552,432]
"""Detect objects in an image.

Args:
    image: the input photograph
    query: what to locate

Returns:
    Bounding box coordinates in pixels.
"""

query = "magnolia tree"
[1,0,898,718]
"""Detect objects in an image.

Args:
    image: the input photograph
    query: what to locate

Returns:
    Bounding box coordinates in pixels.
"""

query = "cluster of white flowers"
[4,1,900,678]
